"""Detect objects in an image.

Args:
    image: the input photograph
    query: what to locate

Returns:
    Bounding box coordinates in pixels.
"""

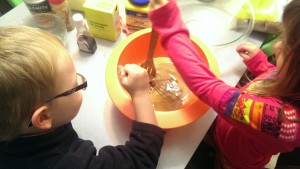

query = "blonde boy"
[0,26,164,169]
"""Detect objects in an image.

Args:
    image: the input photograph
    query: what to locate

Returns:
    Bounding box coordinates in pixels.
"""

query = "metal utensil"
[149,77,181,103]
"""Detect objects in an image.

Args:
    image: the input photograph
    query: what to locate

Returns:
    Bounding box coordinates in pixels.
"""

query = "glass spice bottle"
[23,0,55,28]
[72,13,97,54]
[48,0,75,31]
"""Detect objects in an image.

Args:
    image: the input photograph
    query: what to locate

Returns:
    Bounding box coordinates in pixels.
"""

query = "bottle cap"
[73,13,85,28]
[48,0,64,5]
[73,13,84,22]
[130,0,149,6]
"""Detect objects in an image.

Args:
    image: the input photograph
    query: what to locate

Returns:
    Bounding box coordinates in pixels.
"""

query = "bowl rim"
[105,28,220,129]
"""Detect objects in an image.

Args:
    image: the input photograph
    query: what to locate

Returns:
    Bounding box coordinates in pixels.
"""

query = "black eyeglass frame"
[27,73,87,127]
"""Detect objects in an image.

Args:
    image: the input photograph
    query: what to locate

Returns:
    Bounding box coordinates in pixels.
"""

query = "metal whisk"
[149,76,182,103]
[147,59,191,111]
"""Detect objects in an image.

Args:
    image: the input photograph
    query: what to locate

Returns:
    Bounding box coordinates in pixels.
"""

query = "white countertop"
[0,1,265,168]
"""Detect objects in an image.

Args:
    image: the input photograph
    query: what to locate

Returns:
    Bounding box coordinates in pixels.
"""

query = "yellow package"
[84,0,121,41]
[236,0,279,22]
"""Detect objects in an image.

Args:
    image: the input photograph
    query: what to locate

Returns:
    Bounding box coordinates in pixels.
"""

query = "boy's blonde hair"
[0,26,66,141]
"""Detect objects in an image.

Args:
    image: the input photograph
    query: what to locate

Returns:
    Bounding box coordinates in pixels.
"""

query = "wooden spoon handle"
[147,27,159,60]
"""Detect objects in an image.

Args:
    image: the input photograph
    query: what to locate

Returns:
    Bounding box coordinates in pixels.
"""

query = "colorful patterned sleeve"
[220,89,298,142]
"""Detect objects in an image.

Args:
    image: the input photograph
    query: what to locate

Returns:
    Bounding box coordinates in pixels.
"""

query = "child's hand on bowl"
[118,64,157,125]
[118,64,150,98]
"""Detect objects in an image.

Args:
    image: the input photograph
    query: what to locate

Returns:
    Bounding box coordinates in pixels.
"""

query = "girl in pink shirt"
[149,0,300,168]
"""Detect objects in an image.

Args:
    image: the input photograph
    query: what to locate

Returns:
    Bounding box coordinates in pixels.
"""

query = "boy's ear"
[31,105,52,129]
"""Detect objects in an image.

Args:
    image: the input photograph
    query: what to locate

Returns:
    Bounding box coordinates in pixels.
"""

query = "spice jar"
[48,0,75,31]
[125,0,151,30]
[23,0,54,28]
[72,13,97,54]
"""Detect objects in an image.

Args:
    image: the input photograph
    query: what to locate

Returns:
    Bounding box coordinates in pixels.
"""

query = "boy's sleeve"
[55,121,165,169]
[96,121,165,169]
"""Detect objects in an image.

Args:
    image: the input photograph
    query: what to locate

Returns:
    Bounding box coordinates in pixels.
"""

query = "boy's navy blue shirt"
[0,121,165,169]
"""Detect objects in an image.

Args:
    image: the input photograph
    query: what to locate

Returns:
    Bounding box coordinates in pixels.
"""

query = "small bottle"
[72,13,97,54]
[48,0,75,31]
[23,0,55,28]
[125,0,151,30]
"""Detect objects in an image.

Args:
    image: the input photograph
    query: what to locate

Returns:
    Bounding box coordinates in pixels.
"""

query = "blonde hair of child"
[0,26,66,141]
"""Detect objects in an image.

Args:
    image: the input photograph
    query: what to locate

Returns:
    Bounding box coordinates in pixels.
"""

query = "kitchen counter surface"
[0,1,266,168]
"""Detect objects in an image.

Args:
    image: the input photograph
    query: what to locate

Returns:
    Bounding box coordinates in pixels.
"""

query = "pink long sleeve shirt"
[149,1,300,169]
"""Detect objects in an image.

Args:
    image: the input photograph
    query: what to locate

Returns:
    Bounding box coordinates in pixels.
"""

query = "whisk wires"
[149,77,182,103]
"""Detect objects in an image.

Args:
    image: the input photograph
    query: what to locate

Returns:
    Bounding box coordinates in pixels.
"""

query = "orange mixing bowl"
[105,28,220,129]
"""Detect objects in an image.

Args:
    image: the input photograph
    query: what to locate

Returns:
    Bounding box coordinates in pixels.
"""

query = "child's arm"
[149,0,232,111]
[148,0,288,142]
[70,64,163,169]
[237,42,277,76]
[118,64,157,125]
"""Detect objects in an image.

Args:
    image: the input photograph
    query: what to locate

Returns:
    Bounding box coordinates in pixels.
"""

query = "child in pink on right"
[149,0,300,168]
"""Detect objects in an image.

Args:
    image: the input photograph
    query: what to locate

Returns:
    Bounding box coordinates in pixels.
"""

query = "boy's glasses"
[27,73,87,127]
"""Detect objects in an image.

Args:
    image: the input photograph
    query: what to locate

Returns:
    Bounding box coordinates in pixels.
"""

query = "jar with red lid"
[48,0,75,31]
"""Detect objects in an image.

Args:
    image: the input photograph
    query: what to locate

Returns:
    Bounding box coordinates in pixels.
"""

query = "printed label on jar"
[24,0,54,28]
[125,10,151,30]
[24,0,52,14]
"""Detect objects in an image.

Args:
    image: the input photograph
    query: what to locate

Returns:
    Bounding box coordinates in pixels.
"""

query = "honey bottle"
[72,13,97,54]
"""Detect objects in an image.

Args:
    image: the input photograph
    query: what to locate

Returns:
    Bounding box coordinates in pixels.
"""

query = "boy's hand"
[118,64,150,97]
[118,64,157,125]
[150,0,169,10]
[236,42,260,61]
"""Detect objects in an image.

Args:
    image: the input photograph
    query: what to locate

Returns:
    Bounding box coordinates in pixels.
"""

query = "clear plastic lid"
[178,0,254,47]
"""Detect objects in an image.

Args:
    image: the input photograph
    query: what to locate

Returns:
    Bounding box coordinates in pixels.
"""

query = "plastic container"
[48,0,75,31]
[73,13,97,54]
[177,0,255,47]
[125,0,151,30]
